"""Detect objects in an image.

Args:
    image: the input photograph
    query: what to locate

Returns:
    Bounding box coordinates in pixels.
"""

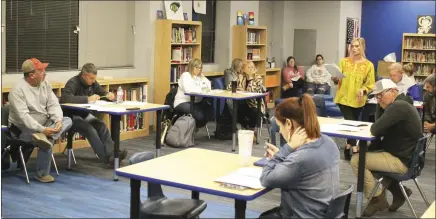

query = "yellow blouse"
[334,57,375,108]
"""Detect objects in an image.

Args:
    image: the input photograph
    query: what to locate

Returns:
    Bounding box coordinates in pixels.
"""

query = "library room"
[0,1,435,219]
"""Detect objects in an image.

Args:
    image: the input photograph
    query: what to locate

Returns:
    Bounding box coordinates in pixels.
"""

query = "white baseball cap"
[370,79,398,95]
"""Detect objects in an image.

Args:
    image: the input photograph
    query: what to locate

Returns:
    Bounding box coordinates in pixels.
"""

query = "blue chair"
[407,84,422,101]
[363,136,431,218]
[325,185,354,219]
[211,77,226,118]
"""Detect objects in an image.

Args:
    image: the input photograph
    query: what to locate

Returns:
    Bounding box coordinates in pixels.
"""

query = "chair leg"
[205,124,211,139]
[1,146,11,160]
[362,177,383,214]
[260,118,263,136]
[413,178,430,206]
[160,121,169,146]
[52,154,59,176]
[18,146,30,184]
[399,181,418,218]
[71,149,77,164]
[95,154,99,159]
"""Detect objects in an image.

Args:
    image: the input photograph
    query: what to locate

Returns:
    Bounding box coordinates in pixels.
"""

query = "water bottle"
[116,86,123,103]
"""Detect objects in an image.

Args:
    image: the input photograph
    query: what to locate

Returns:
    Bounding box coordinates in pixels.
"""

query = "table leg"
[215,98,221,134]
[255,98,261,144]
[190,96,195,115]
[232,100,239,152]
[130,179,141,219]
[355,140,368,218]
[111,114,121,181]
[235,199,246,219]
[192,191,199,200]
[66,130,74,170]
[155,110,162,158]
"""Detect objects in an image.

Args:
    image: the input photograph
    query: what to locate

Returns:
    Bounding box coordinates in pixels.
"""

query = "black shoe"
[344,148,351,161]
[119,149,128,162]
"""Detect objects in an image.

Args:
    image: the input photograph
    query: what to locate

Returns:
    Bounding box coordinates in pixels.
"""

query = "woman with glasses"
[332,38,375,160]
[174,59,214,129]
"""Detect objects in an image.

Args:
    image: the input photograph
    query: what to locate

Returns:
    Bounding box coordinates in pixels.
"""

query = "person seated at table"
[332,38,375,161]
[388,63,415,95]
[224,58,244,114]
[403,63,416,84]
[8,58,73,183]
[260,94,340,219]
[282,56,305,98]
[350,79,422,217]
[174,58,214,129]
[60,63,128,166]
[228,60,266,143]
[423,74,436,134]
[306,54,331,95]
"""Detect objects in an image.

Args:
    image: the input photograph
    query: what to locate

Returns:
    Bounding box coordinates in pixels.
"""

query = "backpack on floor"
[165,114,196,148]
[215,114,233,140]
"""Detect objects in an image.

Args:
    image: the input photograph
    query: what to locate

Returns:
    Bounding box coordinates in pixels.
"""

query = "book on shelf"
[171,47,193,63]
[170,65,188,83]
[171,27,197,44]
[403,51,436,63]
[247,32,261,44]
[404,37,436,50]
[414,64,436,76]
[108,87,146,132]
[247,49,260,60]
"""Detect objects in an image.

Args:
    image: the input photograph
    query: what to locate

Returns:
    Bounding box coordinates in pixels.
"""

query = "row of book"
[403,51,436,63]
[414,64,435,77]
[171,47,193,63]
[247,32,261,44]
[171,27,197,44]
[170,65,189,83]
[247,48,261,60]
[404,38,436,50]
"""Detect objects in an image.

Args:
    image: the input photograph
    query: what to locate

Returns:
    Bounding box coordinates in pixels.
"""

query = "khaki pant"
[350,152,408,198]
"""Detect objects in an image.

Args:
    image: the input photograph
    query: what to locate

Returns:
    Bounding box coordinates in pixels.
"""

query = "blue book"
[253,157,268,167]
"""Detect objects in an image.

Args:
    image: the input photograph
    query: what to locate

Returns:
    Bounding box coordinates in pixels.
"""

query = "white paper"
[236,91,261,95]
[291,75,301,82]
[120,101,145,106]
[383,53,397,62]
[324,64,345,79]
[94,100,115,105]
[215,167,263,189]
[321,124,361,132]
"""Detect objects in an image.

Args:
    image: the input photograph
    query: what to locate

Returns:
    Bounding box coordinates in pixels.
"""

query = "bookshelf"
[153,20,202,107]
[265,68,282,109]
[402,33,436,82]
[2,77,150,157]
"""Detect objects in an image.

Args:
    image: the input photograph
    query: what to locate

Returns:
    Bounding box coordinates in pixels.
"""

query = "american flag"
[345,18,360,57]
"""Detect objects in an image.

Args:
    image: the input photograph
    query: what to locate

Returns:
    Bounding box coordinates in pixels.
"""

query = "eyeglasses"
[375,89,391,99]
[195,66,202,70]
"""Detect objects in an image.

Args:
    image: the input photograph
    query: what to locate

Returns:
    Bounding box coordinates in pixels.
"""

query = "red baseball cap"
[22,58,49,73]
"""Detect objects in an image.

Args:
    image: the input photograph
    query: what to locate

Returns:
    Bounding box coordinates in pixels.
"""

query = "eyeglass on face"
[195,66,202,70]
[375,89,390,99]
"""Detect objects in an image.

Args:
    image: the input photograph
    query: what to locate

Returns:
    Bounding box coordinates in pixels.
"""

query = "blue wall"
[361,1,435,69]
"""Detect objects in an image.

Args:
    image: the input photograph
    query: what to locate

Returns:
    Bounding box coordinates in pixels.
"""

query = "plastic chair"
[407,84,422,101]
[325,185,354,219]
[363,136,431,218]
[211,77,226,116]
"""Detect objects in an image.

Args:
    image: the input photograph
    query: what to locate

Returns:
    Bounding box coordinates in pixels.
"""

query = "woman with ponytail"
[259,94,340,219]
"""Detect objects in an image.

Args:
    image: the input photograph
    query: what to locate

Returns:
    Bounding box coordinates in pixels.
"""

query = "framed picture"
[183,12,188,21]
[345,18,360,57]
[164,1,184,20]
[417,15,434,34]
[157,10,164,19]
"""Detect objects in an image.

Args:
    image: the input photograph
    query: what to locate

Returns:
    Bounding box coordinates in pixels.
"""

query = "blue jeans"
[270,117,286,147]
[306,82,330,95]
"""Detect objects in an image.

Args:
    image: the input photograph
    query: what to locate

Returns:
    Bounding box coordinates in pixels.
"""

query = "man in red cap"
[8,58,72,183]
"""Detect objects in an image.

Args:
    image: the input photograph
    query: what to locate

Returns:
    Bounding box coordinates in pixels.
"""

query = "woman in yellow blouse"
[333,38,375,160]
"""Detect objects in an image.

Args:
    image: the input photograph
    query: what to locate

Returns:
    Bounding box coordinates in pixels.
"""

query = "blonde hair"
[403,63,414,76]
[242,60,256,75]
[231,58,244,72]
[351,38,366,58]
[187,58,203,77]
[388,63,404,74]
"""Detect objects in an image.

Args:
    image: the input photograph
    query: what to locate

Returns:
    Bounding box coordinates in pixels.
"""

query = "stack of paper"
[120,101,145,106]
[215,167,263,190]
[324,64,346,79]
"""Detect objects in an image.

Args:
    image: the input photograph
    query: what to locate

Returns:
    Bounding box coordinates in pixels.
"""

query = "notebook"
[215,167,263,189]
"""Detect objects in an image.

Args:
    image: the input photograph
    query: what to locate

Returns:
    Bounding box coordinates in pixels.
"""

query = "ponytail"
[300,94,321,139]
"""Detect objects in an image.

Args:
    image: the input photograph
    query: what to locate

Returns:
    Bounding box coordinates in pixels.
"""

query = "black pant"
[238,101,258,129]
[174,99,214,128]
[281,78,305,98]
[338,104,363,146]
[259,207,282,219]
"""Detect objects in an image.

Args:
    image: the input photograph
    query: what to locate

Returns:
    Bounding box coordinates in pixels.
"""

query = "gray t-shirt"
[8,79,63,132]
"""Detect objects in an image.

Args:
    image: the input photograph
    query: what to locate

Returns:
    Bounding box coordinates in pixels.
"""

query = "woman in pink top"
[282,56,305,98]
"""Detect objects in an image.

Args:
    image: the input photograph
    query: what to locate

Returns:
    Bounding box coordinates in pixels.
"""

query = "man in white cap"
[350,79,422,217]
[8,58,72,183]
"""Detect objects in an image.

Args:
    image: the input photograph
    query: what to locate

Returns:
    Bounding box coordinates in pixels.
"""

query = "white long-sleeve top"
[174,72,212,107]
[306,64,332,85]
[8,79,63,132]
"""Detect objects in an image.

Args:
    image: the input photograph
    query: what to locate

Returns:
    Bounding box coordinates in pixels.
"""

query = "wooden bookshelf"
[265,68,281,109]
[153,19,202,107]
[402,33,435,82]
[2,77,150,156]
[232,25,268,76]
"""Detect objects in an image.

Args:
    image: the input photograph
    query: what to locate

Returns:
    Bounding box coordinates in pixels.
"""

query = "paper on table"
[324,64,345,79]
[291,75,301,82]
[120,101,145,106]
[215,167,263,190]
[94,100,116,105]
[321,124,361,132]
[236,91,261,95]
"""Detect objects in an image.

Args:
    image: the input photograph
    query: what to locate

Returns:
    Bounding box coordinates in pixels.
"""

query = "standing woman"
[333,38,375,161]
[282,56,305,98]
[174,59,214,128]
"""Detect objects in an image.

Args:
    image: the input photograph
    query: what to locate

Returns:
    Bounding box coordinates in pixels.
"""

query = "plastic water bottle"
[116,86,123,103]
